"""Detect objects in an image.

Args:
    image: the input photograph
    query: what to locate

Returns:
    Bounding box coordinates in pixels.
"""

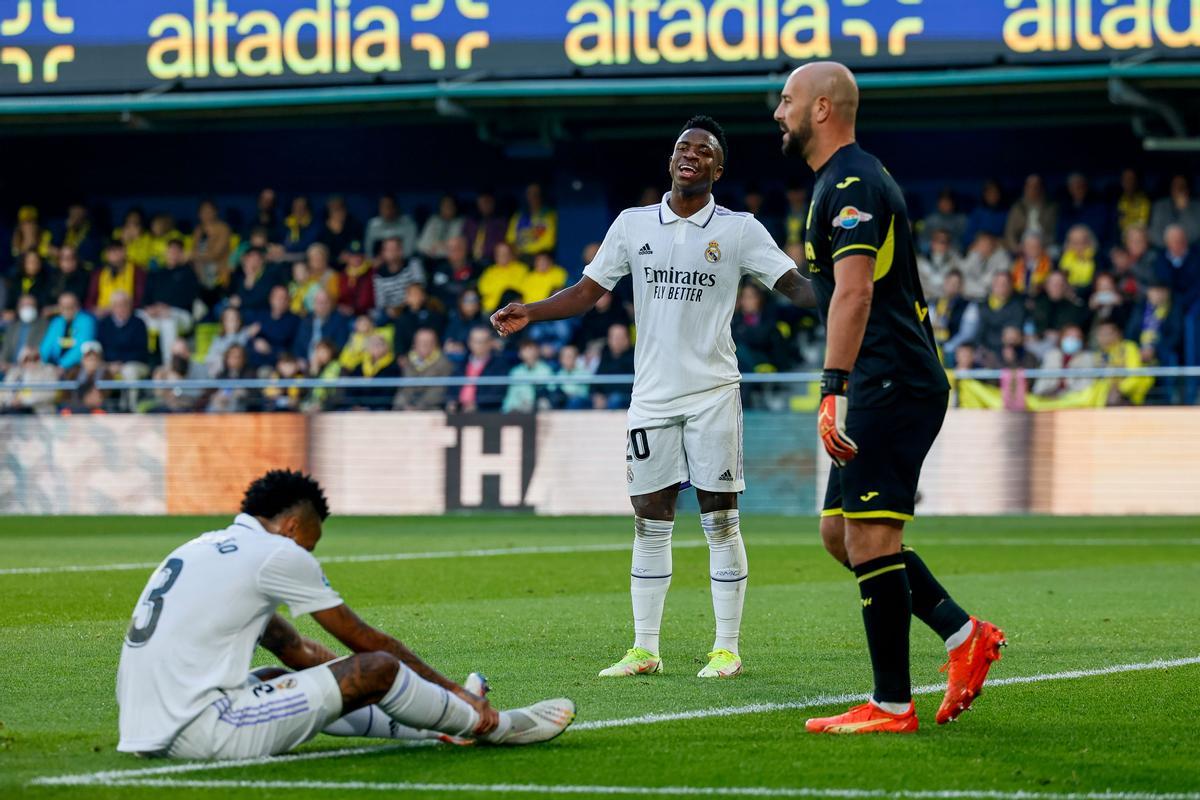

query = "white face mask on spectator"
[1062,337,1083,355]
[18,305,37,324]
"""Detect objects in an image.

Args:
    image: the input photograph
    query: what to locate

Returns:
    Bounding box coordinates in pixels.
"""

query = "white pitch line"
[31,656,1200,790]
[33,778,1200,800]
[573,656,1200,731]
[4,537,1198,576]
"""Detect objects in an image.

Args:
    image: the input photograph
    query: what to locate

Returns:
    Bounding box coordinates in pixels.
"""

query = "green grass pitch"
[2,515,1199,799]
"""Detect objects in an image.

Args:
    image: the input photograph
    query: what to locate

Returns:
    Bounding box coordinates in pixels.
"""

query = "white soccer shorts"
[625,387,745,496]
[167,664,343,760]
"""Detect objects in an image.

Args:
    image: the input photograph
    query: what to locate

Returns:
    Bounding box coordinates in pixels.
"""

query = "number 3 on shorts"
[628,428,650,461]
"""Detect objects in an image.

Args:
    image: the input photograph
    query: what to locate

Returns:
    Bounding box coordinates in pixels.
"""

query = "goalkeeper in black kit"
[774,61,1006,734]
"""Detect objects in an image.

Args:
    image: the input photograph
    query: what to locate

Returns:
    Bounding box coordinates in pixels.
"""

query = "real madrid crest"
[704,240,721,263]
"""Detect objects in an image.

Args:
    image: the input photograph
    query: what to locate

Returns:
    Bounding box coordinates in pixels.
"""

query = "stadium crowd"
[1,169,1198,414]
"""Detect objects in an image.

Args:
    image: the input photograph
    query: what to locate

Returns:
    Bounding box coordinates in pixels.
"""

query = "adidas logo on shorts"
[638,243,653,255]
[718,469,734,481]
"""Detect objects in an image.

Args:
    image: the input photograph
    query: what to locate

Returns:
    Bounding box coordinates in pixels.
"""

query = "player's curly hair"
[241,469,330,521]
[681,115,728,165]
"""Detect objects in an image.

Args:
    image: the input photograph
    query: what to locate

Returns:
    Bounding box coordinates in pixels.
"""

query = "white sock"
[870,698,912,715]
[377,662,507,739]
[702,509,746,654]
[630,516,673,655]
[324,705,441,740]
[944,618,975,652]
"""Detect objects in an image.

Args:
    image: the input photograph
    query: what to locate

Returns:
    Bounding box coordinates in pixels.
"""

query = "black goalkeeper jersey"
[805,142,950,407]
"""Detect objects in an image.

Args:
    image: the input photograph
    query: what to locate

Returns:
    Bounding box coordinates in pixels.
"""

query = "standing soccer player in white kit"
[492,116,815,678]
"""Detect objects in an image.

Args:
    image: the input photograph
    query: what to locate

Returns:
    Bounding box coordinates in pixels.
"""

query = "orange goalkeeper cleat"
[805,702,918,734]
[936,617,1007,725]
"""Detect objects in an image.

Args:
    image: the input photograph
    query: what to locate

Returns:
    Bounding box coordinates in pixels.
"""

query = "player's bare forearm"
[526,276,607,322]
[773,269,817,308]
[260,613,339,670]
[824,255,874,371]
[311,604,460,693]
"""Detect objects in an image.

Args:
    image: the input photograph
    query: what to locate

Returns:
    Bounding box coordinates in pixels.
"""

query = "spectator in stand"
[450,325,509,412]
[1149,174,1200,246]
[731,282,787,372]
[979,324,1039,370]
[293,288,351,364]
[444,289,484,359]
[964,179,1008,245]
[290,243,340,314]
[743,185,783,245]
[336,246,375,317]
[417,194,464,260]
[1011,231,1053,295]
[429,234,477,306]
[206,344,257,412]
[1118,224,1158,294]
[45,247,90,316]
[478,241,528,311]
[1115,168,1151,236]
[192,199,233,289]
[96,290,151,380]
[1087,272,1130,332]
[249,285,301,368]
[1005,174,1058,254]
[1031,323,1097,399]
[303,338,342,411]
[1127,280,1183,368]
[1057,172,1110,248]
[1155,224,1200,315]
[931,269,979,362]
[205,306,258,377]
[68,340,112,385]
[576,290,631,351]
[395,327,454,411]
[1059,224,1102,292]
[783,182,809,248]
[977,271,1025,354]
[10,205,51,267]
[502,339,554,413]
[1032,270,1087,335]
[87,242,145,315]
[463,190,508,265]
[139,239,199,365]
[392,282,446,354]
[118,210,156,270]
[1,346,60,414]
[525,294,577,360]
[508,182,557,258]
[146,215,183,270]
[262,352,303,412]
[372,237,425,318]
[315,195,363,264]
[920,188,967,254]
[282,195,320,257]
[7,251,55,314]
[52,203,99,267]
[40,292,96,370]
[519,252,568,304]
[1,294,48,375]
[249,188,280,240]
[229,246,281,316]
[148,340,206,413]
[548,344,593,410]
[917,228,963,298]
[341,333,401,409]
[364,194,418,259]
[339,315,391,372]
[1094,319,1154,405]
[959,231,1011,300]
[592,323,635,409]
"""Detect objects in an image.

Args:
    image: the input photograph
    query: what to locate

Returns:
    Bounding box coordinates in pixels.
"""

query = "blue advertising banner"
[1,1,1198,94]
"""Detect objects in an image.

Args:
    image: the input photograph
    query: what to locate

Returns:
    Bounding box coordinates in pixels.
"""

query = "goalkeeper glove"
[818,368,858,468]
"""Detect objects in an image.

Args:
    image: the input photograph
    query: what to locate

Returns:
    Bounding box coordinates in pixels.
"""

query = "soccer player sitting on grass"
[116,469,575,759]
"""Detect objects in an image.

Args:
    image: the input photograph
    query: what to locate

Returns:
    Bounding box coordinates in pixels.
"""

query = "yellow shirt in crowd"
[478,261,529,310]
[518,264,567,304]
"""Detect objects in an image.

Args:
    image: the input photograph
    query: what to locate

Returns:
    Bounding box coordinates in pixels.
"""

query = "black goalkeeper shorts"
[822,389,949,522]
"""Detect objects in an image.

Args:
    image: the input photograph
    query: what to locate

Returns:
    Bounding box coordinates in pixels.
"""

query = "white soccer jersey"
[584,193,795,417]
[116,514,343,752]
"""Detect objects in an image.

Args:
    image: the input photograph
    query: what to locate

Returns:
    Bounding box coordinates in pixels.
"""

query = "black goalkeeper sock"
[854,553,912,704]
[902,546,970,642]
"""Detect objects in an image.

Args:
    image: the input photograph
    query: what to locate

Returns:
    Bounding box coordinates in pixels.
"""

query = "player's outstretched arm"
[310,603,498,729]
[259,613,340,670]
[773,268,817,308]
[491,276,608,337]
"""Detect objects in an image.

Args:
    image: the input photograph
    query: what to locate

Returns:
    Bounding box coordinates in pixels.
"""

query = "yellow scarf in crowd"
[285,212,312,244]
[97,264,137,309]
[360,352,395,378]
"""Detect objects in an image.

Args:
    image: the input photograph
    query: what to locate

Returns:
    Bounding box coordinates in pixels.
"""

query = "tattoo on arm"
[260,613,339,670]
[773,269,817,308]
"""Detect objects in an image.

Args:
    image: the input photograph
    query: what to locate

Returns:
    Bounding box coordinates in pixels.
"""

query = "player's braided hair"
[241,469,331,521]
[681,115,728,166]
